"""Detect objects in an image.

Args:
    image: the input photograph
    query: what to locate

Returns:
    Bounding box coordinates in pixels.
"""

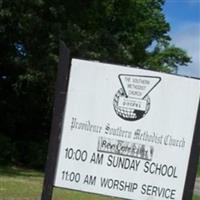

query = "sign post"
[41,42,71,200]
[183,102,200,199]
[42,54,200,200]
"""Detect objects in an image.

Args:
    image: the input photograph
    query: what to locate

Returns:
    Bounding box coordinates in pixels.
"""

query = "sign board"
[52,58,200,200]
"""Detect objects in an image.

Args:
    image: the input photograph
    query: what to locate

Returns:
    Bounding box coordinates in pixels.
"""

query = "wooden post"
[41,42,71,200]
[183,100,200,200]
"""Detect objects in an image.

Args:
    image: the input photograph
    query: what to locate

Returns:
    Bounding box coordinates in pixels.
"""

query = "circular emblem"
[113,88,150,121]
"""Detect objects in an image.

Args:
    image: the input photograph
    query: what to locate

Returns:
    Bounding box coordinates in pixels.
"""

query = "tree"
[0,0,191,167]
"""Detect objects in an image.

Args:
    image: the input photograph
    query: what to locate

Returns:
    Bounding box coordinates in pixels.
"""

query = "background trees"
[0,0,191,168]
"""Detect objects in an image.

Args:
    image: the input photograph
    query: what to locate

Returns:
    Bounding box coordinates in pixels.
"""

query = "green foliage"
[145,45,191,72]
[0,134,13,164]
[13,140,48,169]
[0,0,191,168]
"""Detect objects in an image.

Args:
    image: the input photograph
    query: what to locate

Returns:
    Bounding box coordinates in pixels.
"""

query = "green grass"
[193,196,200,200]
[0,166,118,200]
[197,159,200,177]
[0,166,199,200]
[0,166,43,199]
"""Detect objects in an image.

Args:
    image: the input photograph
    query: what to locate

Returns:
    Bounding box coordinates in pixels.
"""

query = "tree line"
[0,0,190,169]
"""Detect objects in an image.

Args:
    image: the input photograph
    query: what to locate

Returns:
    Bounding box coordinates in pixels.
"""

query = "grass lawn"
[0,166,118,200]
[0,166,199,200]
[197,161,200,177]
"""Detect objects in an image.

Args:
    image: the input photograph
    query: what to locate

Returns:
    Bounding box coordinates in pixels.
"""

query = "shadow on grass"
[0,165,43,178]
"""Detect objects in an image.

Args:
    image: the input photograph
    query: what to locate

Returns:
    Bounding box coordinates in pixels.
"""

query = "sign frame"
[41,41,71,200]
[41,43,200,200]
[183,101,200,199]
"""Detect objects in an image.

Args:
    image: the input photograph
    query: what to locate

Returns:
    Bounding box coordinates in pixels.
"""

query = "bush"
[0,133,48,169]
[13,139,48,169]
[0,134,13,165]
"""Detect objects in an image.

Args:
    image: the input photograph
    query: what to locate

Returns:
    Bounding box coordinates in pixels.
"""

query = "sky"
[163,0,200,78]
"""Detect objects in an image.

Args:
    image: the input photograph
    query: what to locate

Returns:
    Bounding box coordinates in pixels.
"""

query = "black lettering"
[90,153,104,165]
[83,175,96,185]
[143,161,178,178]
[141,184,146,194]
[107,155,140,171]
[141,184,176,199]
[100,177,137,193]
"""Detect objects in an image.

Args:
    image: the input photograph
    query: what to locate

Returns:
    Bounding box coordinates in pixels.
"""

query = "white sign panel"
[54,59,200,200]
